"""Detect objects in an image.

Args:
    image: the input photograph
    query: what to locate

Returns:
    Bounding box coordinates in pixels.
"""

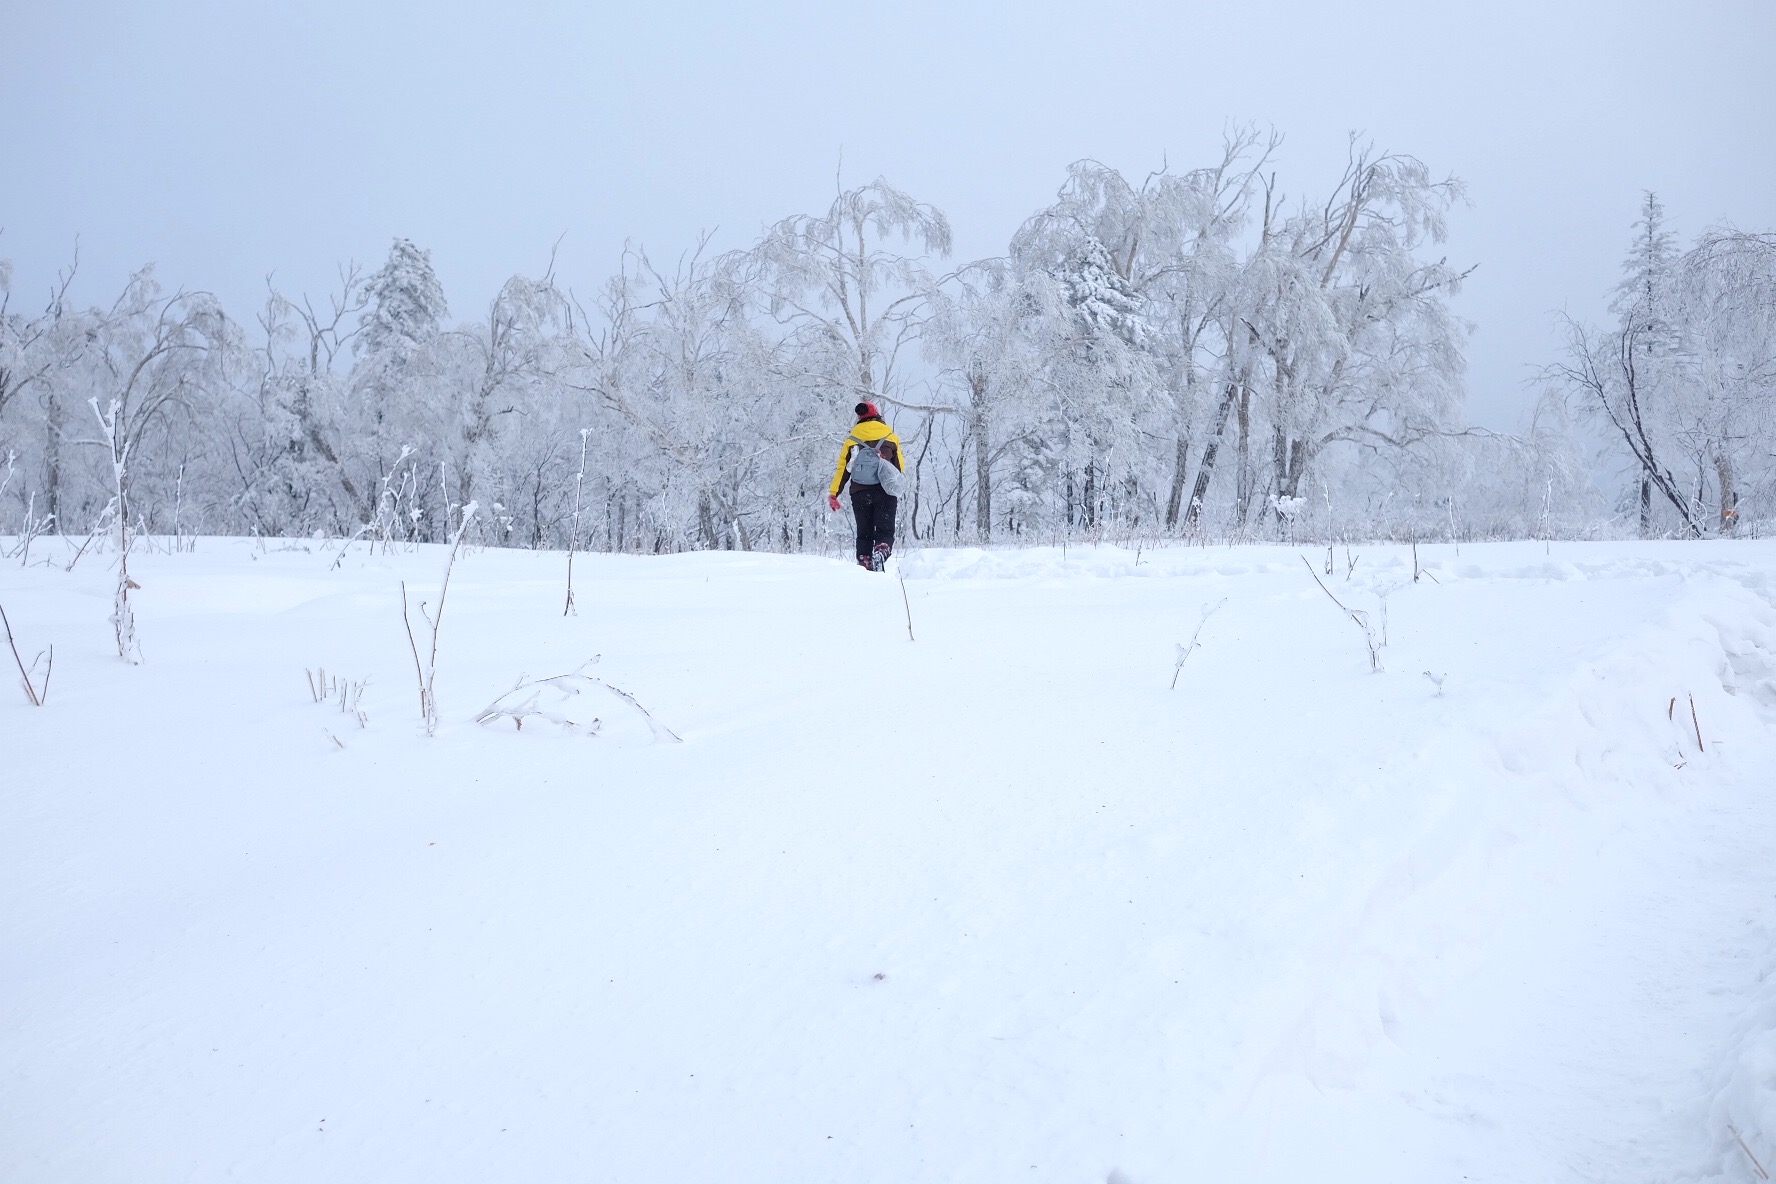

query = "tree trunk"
[1716,451,1739,534]
[1184,381,1240,529]
[1285,439,1309,499]
[1268,425,1287,522]
[1235,386,1254,525]
[43,390,63,529]
[698,491,719,549]
[1164,433,1191,529]
[971,395,992,540]
[954,431,967,540]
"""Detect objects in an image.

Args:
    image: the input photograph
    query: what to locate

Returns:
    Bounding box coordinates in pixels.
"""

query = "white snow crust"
[5,538,1776,1183]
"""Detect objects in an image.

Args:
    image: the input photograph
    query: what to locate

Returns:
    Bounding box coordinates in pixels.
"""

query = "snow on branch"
[475,657,682,743]
[1302,554,1385,673]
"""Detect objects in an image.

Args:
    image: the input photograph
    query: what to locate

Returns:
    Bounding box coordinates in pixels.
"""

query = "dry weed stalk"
[400,501,478,736]
[3,456,56,567]
[1,603,52,706]
[475,658,682,742]
[1171,599,1227,690]
[1302,555,1385,673]
[1408,539,1441,585]
[1730,1125,1771,1182]
[305,666,369,727]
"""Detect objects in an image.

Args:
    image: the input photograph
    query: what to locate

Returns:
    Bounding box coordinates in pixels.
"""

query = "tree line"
[2,131,1770,554]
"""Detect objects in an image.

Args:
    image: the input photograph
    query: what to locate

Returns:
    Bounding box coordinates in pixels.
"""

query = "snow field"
[4,538,1776,1183]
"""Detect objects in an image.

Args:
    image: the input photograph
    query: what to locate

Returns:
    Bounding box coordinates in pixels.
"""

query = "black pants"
[849,482,897,563]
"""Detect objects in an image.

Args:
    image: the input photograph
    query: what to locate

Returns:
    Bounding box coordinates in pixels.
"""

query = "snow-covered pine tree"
[359,238,448,363]
[352,238,451,534]
[1609,193,1682,534]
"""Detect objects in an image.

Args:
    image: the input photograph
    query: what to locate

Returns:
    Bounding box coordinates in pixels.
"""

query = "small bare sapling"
[2,453,56,566]
[400,500,477,736]
[1171,598,1227,689]
[475,657,683,742]
[2,604,53,706]
[564,427,590,616]
[1303,555,1384,673]
[90,399,142,663]
[306,666,369,728]
[899,570,915,642]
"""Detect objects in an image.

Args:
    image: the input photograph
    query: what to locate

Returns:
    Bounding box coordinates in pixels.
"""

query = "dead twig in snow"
[1171,599,1227,689]
[1,603,51,706]
[599,680,683,743]
[1689,693,1705,753]
[899,571,915,642]
[1302,555,1383,673]
[1730,1125,1771,1182]
[475,658,682,742]
[306,666,368,727]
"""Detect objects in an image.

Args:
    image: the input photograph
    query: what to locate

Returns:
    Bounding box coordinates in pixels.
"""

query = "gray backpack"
[848,435,905,496]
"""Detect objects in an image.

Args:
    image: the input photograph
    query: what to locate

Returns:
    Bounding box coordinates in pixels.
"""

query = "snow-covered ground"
[5,536,1776,1183]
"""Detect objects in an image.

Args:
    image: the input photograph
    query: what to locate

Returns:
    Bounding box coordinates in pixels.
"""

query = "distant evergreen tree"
[1609,193,1682,533]
[1612,192,1681,349]
[1057,237,1145,346]
[359,238,448,363]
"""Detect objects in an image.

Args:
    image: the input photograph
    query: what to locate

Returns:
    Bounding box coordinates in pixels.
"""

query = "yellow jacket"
[829,418,905,496]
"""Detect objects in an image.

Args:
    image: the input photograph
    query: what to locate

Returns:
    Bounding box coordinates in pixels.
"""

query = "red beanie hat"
[855,401,879,419]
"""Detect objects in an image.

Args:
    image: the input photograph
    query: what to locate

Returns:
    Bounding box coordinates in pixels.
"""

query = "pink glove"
[827,493,842,512]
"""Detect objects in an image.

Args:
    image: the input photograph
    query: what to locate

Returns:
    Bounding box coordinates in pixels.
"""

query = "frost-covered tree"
[1240,140,1472,525]
[13,135,1705,549]
[1671,229,1776,532]
[348,238,450,530]
[1549,204,1775,537]
[924,259,1068,538]
[1608,193,1682,532]
[233,269,368,535]
[74,269,237,534]
[358,238,448,363]
[748,178,951,410]
[431,271,574,531]
[0,254,92,529]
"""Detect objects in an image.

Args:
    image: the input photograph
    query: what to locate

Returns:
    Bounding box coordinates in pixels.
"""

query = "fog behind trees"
[2,135,1771,553]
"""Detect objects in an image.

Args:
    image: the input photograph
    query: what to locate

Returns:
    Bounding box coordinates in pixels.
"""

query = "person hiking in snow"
[827,401,906,571]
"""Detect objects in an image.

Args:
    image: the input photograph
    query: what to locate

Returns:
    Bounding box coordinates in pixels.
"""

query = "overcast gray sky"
[4,0,1772,427]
